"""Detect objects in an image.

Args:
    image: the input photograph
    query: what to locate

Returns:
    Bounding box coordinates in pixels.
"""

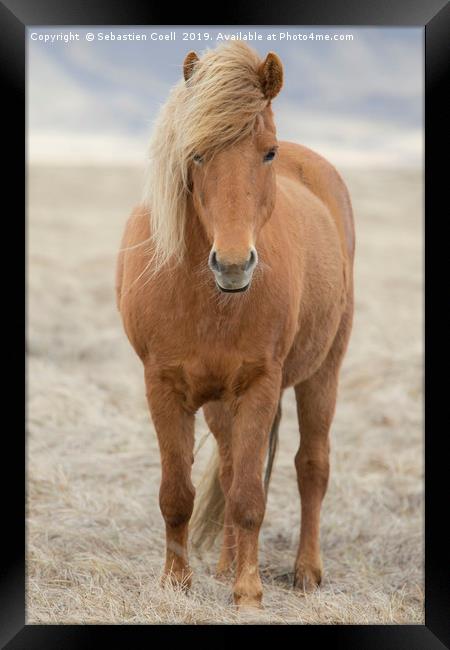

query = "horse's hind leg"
[293,308,352,591]
[293,369,336,590]
[203,402,236,576]
[144,366,195,590]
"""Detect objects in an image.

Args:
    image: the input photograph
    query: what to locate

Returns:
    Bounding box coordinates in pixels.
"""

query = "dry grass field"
[27,164,423,624]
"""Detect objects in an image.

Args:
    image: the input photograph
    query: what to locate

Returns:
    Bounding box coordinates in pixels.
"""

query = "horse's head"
[185,50,283,293]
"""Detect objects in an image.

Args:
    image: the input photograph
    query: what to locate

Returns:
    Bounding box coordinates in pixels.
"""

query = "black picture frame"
[4,0,449,646]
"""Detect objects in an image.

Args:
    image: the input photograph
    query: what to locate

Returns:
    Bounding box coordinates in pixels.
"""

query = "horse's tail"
[190,400,282,552]
[190,449,224,551]
[264,400,281,496]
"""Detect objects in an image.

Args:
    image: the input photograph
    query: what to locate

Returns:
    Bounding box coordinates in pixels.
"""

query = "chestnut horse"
[116,42,355,608]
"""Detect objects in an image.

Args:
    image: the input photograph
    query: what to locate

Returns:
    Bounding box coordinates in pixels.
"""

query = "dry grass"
[27,164,423,624]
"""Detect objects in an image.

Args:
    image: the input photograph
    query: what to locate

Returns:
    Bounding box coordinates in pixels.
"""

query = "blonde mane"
[143,42,269,271]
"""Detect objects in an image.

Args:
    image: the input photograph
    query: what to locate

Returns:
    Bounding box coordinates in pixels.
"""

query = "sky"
[27,26,423,169]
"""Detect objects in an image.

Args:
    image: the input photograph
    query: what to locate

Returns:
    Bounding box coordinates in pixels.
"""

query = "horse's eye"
[263,148,277,163]
[193,154,203,165]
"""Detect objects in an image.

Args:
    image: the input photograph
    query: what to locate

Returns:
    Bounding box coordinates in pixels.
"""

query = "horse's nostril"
[209,250,219,272]
[245,249,257,271]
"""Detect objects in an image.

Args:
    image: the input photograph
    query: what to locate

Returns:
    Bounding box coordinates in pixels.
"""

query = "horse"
[116,41,355,609]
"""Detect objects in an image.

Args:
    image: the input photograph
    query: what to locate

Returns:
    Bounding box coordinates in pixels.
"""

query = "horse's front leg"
[145,366,195,590]
[229,368,281,608]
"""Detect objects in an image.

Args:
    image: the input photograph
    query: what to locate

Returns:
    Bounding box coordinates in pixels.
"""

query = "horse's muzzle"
[208,247,257,293]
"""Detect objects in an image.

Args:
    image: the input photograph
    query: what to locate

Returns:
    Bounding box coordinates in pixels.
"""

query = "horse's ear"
[259,52,283,100]
[183,51,199,82]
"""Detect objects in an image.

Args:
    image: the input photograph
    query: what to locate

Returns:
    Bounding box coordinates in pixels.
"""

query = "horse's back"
[276,141,355,262]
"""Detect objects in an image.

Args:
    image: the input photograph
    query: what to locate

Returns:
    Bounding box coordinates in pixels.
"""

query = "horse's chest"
[138,285,295,408]
[158,357,268,413]
[150,295,291,358]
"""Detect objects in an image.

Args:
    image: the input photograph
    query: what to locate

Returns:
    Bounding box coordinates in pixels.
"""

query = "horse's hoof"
[233,591,263,610]
[215,572,232,584]
[215,564,234,582]
[160,568,192,592]
[293,561,322,593]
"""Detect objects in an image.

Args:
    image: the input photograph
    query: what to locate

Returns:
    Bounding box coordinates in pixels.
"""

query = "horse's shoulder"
[116,204,150,311]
